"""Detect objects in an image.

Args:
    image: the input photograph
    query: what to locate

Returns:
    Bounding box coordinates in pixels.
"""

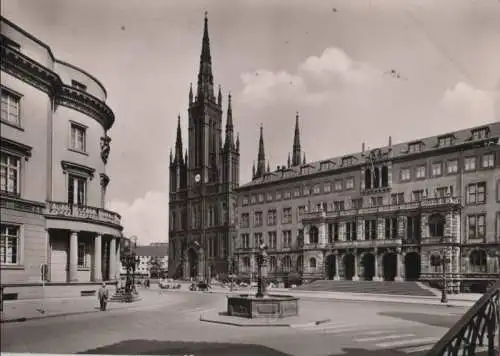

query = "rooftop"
[239,121,500,190]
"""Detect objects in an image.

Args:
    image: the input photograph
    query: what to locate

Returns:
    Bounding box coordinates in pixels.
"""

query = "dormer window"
[471,127,489,141]
[71,80,87,92]
[300,166,311,175]
[438,135,453,147]
[342,156,354,166]
[320,161,335,170]
[408,142,422,153]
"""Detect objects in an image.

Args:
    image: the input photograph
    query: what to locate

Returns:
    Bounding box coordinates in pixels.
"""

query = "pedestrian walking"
[98,282,109,311]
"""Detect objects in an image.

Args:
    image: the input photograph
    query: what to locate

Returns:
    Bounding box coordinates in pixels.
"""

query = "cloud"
[441,82,499,123]
[108,191,169,246]
[239,47,378,107]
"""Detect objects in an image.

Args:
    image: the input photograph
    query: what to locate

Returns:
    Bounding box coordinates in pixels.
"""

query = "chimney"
[389,136,392,148]
[362,142,365,153]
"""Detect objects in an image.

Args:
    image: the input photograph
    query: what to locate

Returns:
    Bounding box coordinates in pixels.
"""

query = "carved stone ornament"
[100,135,111,164]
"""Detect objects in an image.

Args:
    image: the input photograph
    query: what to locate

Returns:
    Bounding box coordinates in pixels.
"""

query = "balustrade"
[45,201,121,225]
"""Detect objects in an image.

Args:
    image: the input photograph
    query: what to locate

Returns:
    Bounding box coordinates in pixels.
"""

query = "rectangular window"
[77,242,88,268]
[345,177,354,190]
[67,175,87,206]
[258,193,264,203]
[250,196,256,204]
[496,212,500,240]
[0,225,20,265]
[267,210,277,226]
[254,233,262,248]
[303,186,310,196]
[466,182,486,205]
[436,187,449,198]
[268,231,277,249]
[447,159,458,174]
[406,216,421,240]
[482,153,494,168]
[1,89,21,126]
[342,157,353,166]
[391,193,405,205]
[345,221,357,241]
[0,152,21,195]
[333,200,345,211]
[364,220,377,240]
[412,190,424,202]
[333,180,342,191]
[241,213,250,228]
[400,168,411,182]
[313,185,320,194]
[472,128,488,140]
[293,189,300,197]
[300,166,311,175]
[328,223,339,243]
[351,198,362,209]
[297,206,305,222]
[385,217,398,239]
[276,192,282,200]
[241,233,250,249]
[282,230,292,248]
[431,162,442,177]
[324,183,331,193]
[254,212,263,227]
[242,197,249,206]
[71,80,87,92]
[266,192,273,202]
[370,196,383,206]
[282,207,292,224]
[415,165,426,179]
[468,215,486,239]
[408,143,422,153]
[464,157,476,171]
[438,136,453,147]
[70,123,86,152]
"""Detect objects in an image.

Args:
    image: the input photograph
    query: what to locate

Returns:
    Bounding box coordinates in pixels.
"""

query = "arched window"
[309,226,319,244]
[269,256,277,272]
[430,254,442,273]
[469,250,487,273]
[282,255,292,272]
[309,257,317,269]
[296,255,303,272]
[429,214,445,237]
[365,168,372,189]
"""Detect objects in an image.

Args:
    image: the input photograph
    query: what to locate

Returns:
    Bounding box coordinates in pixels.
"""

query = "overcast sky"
[2,0,499,245]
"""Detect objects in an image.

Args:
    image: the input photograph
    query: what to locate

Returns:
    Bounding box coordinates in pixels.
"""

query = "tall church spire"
[197,11,214,101]
[175,114,183,164]
[224,93,234,150]
[292,111,302,166]
[255,124,266,178]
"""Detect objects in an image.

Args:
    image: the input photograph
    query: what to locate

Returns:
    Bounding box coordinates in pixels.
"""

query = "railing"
[303,196,461,221]
[427,279,500,356]
[45,201,122,226]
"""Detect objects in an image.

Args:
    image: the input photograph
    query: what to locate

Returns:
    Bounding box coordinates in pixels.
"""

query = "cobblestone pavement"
[1,291,469,356]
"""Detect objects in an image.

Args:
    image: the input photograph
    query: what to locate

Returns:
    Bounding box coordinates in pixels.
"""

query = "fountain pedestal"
[227,241,299,319]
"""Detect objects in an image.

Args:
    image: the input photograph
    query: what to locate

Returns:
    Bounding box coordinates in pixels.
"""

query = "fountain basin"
[227,294,299,319]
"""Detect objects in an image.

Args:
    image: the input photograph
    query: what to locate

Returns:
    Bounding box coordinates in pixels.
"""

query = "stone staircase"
[293,280,437,296]
[109,289,141,303]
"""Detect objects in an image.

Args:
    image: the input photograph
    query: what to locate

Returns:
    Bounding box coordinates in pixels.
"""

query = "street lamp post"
[441,247,451,304]
[256,240,268,298]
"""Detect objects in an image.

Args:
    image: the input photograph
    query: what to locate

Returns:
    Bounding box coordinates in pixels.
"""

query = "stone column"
[115,238,121,280]
[334,252,340,280]
[357,219,364,241]
[373,249,381,281]
[69,231,79,282]
[387,163,393,187]
[378,166,383,189]
[395,248,403,281]
[377,218,385,240]
[318,222,327,245]
[93,234,102,282]
[339,222,346,242]
[109,237,116,281]
[353,251,359,281]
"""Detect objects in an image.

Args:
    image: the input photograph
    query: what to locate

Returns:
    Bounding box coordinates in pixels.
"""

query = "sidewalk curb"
[199,315,332,328]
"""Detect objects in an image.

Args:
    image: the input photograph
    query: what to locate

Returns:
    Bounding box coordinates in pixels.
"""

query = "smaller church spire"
[303,152,306,165]
[287,153,291,168]
[184,149,188,165]
[256,124,266,178]
[169,148,173,165]
[218,85,222,106]
[252,161,256,179]
[175,114,183,164]
[236,132,240,153]
[292,111,302,166]
[189,82,193,104]
[197,11,214,101]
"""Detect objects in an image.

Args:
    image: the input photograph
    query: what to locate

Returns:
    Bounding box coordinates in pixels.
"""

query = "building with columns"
[1,17,123,299]
[236,119,500,292]
[168,13,240,280]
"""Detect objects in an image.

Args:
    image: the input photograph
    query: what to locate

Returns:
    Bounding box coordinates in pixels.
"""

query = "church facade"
[168,14,240,280]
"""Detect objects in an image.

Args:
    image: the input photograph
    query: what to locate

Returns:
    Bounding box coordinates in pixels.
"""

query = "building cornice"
[1,44,115,130]
[61,160,95,179]
[0,137,33,160]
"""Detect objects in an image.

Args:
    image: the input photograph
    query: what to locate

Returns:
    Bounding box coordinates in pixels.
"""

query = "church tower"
[169,13,240,280]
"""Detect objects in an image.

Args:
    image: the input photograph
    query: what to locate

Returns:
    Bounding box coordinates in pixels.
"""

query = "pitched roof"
[238,121,500,189]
